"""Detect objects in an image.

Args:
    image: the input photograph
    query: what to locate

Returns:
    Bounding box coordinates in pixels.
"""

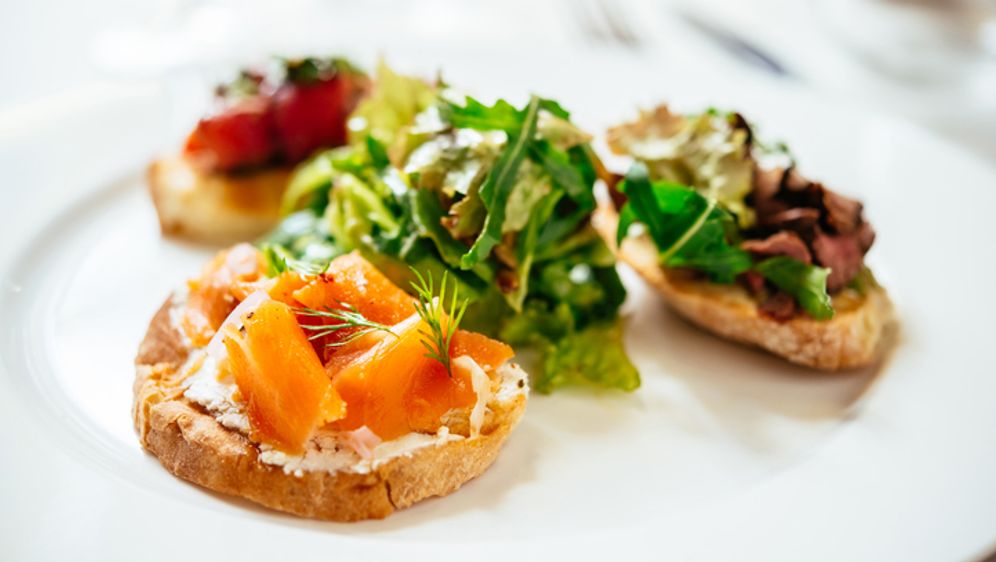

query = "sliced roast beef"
[812,230,864,292]
[746,163,875,296]
[752,168,783,202]
[823,189,863,235]
[759,292,797,321]
[857,221,876,253]
[758,207,820,234]
[741,270,766,295]
[742,231,812,264]
[780,167,811,192]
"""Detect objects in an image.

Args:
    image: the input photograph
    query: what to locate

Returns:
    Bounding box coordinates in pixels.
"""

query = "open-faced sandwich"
[134,243,527,520]
[594,106,894,370]
[149,57,369,242]
[267,62,640,393]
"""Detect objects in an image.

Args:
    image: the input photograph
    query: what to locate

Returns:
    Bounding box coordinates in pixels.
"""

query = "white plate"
[2,51,996,561]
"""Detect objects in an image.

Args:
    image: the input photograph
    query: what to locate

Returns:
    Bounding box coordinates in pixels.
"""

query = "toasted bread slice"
[133,297,528,521]
[593,202,894,370]
[147,155,291,244]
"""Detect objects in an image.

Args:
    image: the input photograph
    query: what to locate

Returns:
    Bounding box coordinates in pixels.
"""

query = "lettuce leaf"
[325,173,399,252]
[755,256,834,320]
[535,323,640,394]
[348,60,436,150]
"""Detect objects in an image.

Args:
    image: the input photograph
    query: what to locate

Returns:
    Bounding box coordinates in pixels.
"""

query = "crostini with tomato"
[148,57,369,243]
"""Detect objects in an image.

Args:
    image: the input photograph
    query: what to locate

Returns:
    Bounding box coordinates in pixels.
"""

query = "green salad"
[263,63,639,393]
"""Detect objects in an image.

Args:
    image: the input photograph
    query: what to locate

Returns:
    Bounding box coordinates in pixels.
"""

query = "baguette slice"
[133,297,528,521]
[593,202,894,370]
[147,155,291,244]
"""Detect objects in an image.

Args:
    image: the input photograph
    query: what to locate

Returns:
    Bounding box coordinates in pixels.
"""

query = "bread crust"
[593,203,894,370]
[147,155,291,244]
[133,297,527,521]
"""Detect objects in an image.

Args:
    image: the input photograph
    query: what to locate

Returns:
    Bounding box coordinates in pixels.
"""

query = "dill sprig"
[295,302,396,347]
[411,269,468,378]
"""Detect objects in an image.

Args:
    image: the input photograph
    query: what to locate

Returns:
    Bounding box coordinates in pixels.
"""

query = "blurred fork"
[571,0,643,49]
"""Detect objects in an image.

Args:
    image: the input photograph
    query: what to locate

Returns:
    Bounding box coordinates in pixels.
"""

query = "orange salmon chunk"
[223,299,345,453]
[329,314,476,440]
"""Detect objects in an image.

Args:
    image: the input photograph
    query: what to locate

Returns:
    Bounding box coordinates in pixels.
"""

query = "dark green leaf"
[460,95,541,268]
[530,140,595,210]
[365,135,390,169]
[537,98,571,120]
[506,191,562,311]
[500,300,574,347]
[442,95,572,134]
[617,163,752,283]
[441,96,524,132]
[666,218,752,284]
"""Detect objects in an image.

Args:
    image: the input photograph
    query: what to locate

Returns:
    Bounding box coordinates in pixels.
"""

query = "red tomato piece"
[271,78,349,162]
[184,96,277,172]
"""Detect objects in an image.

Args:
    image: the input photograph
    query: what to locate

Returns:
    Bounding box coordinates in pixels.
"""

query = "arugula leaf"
[530,140,595,210]
[440,96,524,132]
[535,323,640,394]
[616,162,668,246]
[537,98,571,119]
[755,257,834,320]
[617,163,752,283]
[460,95,541,268]
[442,95,573,136]
[665,216,752,284]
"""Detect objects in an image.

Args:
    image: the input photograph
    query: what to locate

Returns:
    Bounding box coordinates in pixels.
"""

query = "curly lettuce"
[607,105,755,228]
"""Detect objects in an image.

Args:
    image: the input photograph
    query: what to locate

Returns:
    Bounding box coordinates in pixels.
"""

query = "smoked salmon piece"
[451,330,514,372]
[329,313,477,440]
[223,299,345,453]
[183,243,263,346]
[200,248,515,448]
[292,252,416,325]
